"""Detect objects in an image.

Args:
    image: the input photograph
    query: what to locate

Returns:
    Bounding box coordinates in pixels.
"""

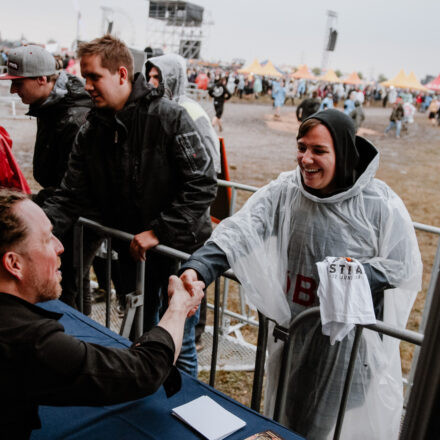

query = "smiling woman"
[296,121,336,194]
[180,108,422,438]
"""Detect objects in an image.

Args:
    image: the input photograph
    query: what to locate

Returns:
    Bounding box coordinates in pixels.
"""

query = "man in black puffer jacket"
[43,35,217,376]
[1,45,97,313]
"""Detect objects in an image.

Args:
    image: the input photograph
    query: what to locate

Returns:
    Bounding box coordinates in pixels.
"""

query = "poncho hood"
[301,109,375,196]
[296,134,379,204]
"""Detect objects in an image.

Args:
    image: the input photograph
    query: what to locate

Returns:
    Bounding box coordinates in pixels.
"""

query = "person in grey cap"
[0,45,97,314]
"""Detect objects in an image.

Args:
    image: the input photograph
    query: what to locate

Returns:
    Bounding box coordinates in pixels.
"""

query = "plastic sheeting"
[209,141,422,440]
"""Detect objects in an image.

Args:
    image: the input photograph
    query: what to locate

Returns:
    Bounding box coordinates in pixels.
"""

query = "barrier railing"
[75,218,145,339]
[74,178,439,405]
[74,216,426,437]
[269,307,423,440]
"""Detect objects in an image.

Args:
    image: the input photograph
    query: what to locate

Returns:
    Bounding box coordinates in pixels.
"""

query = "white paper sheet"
[172,395,246,440]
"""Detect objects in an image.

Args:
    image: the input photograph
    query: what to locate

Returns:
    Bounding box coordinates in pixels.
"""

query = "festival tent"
[238,59,264,75]
[318,69,341,83]
[291,64,316,80]
[259,60,283,77]
[382,69,428,91]
[381,69,409,88]
[343,71,363,85]
[425,74,440,92]
[406,72,429,92]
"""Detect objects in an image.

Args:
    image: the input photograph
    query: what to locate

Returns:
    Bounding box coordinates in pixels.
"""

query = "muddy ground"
[1,84,439,406]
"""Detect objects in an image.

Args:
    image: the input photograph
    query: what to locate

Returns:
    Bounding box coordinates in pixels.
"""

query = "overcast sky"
[1,0,438,80]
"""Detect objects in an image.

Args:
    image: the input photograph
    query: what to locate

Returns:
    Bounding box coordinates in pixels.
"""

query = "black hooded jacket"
[27,72,92,203]
[43,73,217,252]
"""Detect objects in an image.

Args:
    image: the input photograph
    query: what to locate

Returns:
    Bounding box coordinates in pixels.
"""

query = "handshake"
[167,269,205,318]
[158,270,205,362]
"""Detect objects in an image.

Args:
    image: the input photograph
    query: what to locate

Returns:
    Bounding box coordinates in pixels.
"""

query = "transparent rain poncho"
[209,145,422,439]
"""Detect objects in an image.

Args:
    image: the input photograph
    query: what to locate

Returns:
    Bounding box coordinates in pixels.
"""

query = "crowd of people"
[0,38,427,439]
[186,64,440,133]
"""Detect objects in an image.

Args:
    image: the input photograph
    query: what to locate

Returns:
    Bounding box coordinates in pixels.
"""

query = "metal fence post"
[333,326,363,440]
[404,235,440,405]
[250,311,269,412]
[134,260,145,338]
[105,237,112,329]
[210,277,221,387]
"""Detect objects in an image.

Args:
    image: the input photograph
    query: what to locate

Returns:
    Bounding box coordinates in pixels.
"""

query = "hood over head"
[301,109,368,195]
[144,54,187,99]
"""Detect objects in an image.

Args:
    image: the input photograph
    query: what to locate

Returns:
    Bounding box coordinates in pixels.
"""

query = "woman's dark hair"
[297,118,322,140]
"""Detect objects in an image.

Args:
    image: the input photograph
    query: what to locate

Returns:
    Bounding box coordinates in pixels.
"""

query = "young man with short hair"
[43,35,217,376]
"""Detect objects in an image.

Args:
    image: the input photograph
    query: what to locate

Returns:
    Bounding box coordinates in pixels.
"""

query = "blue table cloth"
[31,300,303,440]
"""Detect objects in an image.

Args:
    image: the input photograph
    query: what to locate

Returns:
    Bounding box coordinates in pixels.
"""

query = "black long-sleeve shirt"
[0,293,180,438]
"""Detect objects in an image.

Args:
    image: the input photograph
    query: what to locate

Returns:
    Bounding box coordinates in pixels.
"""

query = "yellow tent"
[318,69,341,83]
[343,72,363,85]
[406,72,429,92]
[381,69,410,88]
[381,69,428,92]
[238,59,264,75]
[292,64,316,80]
[259,60,283,78]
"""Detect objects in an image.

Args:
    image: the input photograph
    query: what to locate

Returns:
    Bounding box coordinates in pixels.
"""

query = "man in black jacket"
[1,45,97,313]
[0,189,204,438]
[43,35,217,376]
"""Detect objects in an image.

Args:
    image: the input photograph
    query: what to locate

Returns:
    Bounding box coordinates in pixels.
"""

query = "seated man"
[0,189,204,438]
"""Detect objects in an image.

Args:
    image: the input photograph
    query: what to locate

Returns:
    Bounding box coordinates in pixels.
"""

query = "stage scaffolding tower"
[321,10,338,73]
[145,0,213,59]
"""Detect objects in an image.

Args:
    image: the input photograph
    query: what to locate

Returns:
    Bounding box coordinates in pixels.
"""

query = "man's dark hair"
[77,34,134,82]
[0,189,29,255]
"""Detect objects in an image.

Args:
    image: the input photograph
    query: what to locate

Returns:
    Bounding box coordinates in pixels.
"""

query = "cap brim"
[0,73,26,80]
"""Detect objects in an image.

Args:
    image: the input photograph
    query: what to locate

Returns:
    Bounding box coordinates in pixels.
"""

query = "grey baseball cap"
[0,45,56,80]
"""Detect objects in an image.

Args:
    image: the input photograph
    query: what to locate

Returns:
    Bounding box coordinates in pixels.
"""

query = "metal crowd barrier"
[0,96,22,116]
[73,216,426,438]
[75,218,146,339]
[265,308,424,440]
[186,84,209,101]
[74,216,240,388]
[74,178,439,407]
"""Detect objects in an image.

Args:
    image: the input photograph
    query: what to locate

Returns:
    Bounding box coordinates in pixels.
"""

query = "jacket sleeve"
[29,321,178,406]
[149,105,217,245]
[42,123,103,238]
[33,106,88,191]
[179,241,230,286]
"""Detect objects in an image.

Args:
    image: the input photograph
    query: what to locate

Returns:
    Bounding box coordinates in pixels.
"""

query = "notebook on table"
[172,395,246,440]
